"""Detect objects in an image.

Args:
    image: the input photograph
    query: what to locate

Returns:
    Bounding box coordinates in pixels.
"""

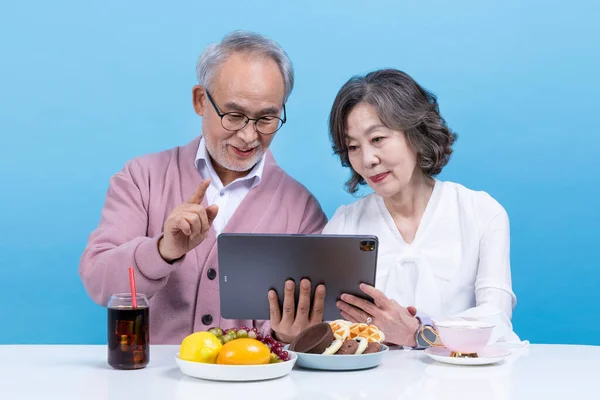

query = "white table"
[1,344,597,399]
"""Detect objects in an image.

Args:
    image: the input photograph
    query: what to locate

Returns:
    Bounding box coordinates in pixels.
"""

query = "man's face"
[193,52,286,172]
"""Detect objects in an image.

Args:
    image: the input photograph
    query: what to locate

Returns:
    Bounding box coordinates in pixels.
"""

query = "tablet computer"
[217,233,379,321]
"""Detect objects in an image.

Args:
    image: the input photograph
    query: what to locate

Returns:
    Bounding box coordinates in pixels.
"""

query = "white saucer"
[424,346,511,366]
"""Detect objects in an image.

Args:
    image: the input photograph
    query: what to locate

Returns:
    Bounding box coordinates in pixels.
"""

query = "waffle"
[348,322,386,343]
[329,319,352,340]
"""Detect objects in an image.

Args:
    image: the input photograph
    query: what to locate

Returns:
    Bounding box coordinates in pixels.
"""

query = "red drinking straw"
[129,267,138,308]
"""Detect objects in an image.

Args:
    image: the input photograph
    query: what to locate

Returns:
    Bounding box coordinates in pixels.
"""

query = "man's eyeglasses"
[205,90,286,135]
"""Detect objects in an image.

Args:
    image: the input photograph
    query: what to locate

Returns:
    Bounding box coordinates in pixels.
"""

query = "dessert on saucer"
[287,320,388,370]
[289,320,386,355]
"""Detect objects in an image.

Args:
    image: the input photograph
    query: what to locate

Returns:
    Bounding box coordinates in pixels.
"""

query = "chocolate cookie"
[289,323,335,354]
[362,342,382,354]
[335,339,359,354]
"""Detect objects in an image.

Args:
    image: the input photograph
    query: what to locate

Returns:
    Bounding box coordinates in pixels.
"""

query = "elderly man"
[80,31,327,344]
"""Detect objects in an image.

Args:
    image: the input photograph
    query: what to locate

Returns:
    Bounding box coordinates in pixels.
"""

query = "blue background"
[1,0,598,345]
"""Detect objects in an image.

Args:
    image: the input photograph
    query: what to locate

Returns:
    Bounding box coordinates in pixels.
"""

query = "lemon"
[179,332,223,364]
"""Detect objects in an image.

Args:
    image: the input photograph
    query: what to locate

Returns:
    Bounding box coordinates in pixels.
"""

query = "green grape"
[269,352,280,363]
[222,333,235,343]
[236,329,248,338]
[208,327,223,338]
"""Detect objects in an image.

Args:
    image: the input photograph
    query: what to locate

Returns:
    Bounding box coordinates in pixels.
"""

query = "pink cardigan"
[79,137,328,344]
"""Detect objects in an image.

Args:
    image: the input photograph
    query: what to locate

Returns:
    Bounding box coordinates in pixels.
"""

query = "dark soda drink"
[107,294,149,369]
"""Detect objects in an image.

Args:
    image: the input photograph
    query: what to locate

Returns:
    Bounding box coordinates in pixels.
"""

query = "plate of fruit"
[175,326,297,382]
[287,320,388,371]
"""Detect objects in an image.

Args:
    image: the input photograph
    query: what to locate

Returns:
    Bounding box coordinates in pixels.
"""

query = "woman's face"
[345,103,420,198]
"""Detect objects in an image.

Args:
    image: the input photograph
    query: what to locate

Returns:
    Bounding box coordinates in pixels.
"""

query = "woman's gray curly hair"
[328,69,458,194]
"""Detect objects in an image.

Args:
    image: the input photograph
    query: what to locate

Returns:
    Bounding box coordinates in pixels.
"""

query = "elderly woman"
[324,69,523,348]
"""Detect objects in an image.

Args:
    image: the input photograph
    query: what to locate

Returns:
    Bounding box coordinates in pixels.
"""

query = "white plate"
[175,352,297,381]
[424,346,511,366]
[288,344,389,371]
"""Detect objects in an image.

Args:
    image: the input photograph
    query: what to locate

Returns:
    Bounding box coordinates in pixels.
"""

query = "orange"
[216,338,271,365]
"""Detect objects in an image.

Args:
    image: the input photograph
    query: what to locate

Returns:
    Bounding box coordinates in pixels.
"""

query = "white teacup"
[421,320,495,356]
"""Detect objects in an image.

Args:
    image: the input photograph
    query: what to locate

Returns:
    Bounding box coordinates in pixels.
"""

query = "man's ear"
[192,85,206,116]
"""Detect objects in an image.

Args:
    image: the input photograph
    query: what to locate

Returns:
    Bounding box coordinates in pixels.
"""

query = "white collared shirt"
[194,136,265,235]
[323,180,526,346]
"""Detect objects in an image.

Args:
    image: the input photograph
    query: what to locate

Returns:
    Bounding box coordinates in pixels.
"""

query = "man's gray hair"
[196,30,294,103]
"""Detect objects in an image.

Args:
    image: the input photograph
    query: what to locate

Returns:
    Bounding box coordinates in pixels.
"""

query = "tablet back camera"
[360,240,376,252]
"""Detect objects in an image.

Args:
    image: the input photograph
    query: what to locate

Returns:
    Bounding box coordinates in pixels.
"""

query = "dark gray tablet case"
[217,233,378,321]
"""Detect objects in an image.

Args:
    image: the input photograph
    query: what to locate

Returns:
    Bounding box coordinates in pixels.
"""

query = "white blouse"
[322,179,525,345]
